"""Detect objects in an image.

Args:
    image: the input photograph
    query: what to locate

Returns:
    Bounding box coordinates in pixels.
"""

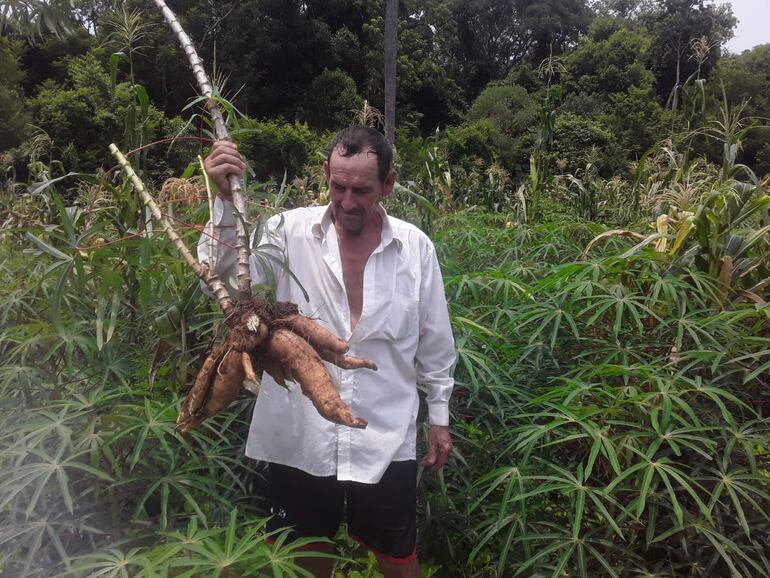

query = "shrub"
[466,83,539,138]
[235,117,323,181]
[548,113,625,177]
[300,68,363,130]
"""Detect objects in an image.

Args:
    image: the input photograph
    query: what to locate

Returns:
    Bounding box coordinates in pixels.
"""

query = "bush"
[300,68,363,130]
[465,83,538,138]
[443,120,526,176]
[548,112,625,176]
[235,118,324,182]
[421,211,770,577]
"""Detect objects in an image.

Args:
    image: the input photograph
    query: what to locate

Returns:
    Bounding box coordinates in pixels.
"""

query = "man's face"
[324,148,395,235]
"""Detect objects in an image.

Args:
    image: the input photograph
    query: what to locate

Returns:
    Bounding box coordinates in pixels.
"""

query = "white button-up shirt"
[198,198,455,484]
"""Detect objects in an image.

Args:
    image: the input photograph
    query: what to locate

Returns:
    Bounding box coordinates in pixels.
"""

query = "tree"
[0,37,29,150]
[301,69,363,129]
[448,0,591,96]
[561,19,668,158]
[384,0,398,143]
[524,0,593,64]
[564,20,656,96]
[640,0,736,103]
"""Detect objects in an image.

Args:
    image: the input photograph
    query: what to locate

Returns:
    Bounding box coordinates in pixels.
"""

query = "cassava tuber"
[264,328,368,429]
[176,298,375,432]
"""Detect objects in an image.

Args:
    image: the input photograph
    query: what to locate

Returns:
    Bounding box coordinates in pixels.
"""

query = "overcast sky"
[723,0,770,53]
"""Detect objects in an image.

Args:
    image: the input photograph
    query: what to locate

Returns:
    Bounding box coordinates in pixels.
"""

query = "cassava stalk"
[151,0,251,300]
[109,143,234,314]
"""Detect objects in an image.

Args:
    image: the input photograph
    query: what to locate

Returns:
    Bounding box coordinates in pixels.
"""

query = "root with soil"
[177,297,375,432]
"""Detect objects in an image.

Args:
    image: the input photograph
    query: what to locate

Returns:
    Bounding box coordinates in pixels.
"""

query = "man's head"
[323,126,396,235]
[326,125,393,183]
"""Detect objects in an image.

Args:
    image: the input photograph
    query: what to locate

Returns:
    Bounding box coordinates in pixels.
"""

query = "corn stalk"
[109,143,234,314]
[150,0,251,299]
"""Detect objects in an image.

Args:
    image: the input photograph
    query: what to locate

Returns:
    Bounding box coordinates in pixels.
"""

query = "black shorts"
[266,460,417,562]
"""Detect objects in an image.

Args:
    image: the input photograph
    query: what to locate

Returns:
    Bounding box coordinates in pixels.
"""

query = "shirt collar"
[312,203,403,251]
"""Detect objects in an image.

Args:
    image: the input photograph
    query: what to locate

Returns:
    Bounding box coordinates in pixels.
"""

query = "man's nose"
[339,190,356,210]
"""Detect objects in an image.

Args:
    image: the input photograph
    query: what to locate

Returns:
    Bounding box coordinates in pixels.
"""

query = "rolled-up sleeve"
[416,244,455,426]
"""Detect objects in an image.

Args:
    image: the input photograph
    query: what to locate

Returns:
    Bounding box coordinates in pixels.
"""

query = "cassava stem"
[151,0,251,300]
[109,143,234,314]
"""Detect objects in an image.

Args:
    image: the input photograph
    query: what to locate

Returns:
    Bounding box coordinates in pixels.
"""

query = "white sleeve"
[415,243,455,426]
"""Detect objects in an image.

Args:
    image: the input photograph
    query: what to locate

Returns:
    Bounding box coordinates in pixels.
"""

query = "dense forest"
[2,0,770,576]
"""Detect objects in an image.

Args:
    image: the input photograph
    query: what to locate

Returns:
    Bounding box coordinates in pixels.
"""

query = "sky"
[723,0,770,53]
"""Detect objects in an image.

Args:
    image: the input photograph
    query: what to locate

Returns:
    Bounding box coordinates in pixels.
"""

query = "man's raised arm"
[197,141,246,294]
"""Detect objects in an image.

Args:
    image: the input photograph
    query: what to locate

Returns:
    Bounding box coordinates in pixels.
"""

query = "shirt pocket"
[382,292,419,341]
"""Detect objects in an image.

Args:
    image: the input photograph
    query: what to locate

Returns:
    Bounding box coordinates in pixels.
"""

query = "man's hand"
[203,140,246,200]
[421,425,452,472]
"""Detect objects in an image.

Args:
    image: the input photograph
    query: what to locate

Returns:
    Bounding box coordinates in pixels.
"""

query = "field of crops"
[2,1,770,576]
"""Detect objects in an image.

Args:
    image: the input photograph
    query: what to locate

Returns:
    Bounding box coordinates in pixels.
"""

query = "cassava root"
[264,329,368,429]
[176,297,375,432]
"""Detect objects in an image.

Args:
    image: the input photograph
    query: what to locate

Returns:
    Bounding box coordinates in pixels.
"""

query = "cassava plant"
[115,1,377,432]
[414,212,770,577]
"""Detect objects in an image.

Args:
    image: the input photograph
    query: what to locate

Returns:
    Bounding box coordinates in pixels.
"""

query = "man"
[199,126,454,578]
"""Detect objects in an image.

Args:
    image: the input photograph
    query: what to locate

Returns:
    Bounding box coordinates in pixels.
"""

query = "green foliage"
[23,49,178,176]
[444,121,513,172]
[0,169,332,575]
[642,0,737,101]
[0,0,75,40]
[604,85,670,156]
[423,210,770,577]
[448,0,591,94]
[565,21,655,96]
[6,2,770,577]
[0,37,30,150]
[548,113,625,177]
[465,83,539,139]
[708,45,770,174]
[301,69,363,130]
[236,118,323,182]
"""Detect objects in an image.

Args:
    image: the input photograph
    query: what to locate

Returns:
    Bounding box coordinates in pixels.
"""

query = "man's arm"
[198,141,284,294]
[197,142,245,292]
[415,243,455,472]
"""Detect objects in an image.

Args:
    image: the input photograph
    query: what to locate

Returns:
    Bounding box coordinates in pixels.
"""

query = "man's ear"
[382,169,396,198]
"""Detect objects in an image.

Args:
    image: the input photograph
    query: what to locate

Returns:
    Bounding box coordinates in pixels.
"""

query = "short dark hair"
[327,125,393,183]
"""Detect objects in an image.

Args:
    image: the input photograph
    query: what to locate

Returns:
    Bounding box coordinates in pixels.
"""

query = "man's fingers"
[209,139,241,157]
[422,425,452,472]
[429,440,452,471]
[204,151,246,175]
[203,141,246,199]
[208,162,245,179]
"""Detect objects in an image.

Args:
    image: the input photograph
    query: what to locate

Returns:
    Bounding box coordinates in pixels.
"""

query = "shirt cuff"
[427,400,449,426]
